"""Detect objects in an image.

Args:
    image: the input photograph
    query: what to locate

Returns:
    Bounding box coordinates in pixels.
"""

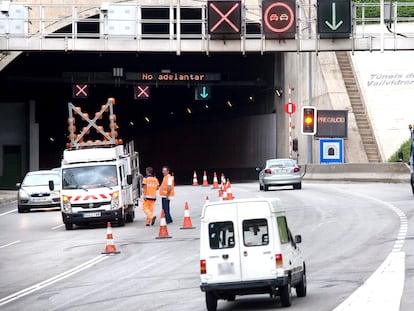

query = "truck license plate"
[218,262,235,275]
[83,212,101,218]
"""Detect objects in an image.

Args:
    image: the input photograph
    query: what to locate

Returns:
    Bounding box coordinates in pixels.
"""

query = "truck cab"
[200,198,306,310]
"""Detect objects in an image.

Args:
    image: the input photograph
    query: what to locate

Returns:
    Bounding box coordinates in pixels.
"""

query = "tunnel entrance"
[0,51,282,184]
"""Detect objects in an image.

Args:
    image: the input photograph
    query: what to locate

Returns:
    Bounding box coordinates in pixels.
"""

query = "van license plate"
[83,212,101,218]
[218,262,235,275]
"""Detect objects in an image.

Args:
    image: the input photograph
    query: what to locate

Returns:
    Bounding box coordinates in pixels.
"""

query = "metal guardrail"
[0,1,414,53]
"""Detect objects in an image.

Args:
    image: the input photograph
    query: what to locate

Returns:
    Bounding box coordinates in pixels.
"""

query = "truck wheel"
[65,223,74,230]
[296,270,307,297]
[118,215,125,227]
[279,283,292,307]
[126,211,134,223]
[206,292,217,311]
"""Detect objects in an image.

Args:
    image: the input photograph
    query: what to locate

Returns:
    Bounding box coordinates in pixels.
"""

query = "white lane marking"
[0,240,21,249]
[51,224,64,230]
[0,255,109,307]
[0,209,17,217]
[331,188,407,311]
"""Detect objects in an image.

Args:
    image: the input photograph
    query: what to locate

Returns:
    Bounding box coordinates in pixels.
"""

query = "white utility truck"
[200,198,306,310]
[58,98,141,230]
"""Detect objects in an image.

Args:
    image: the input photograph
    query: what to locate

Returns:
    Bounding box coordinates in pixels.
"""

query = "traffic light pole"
[307,0,313,164]
[307,53,313,164]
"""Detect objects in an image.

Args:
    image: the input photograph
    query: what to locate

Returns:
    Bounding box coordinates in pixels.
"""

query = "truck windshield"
[62,165,118,190]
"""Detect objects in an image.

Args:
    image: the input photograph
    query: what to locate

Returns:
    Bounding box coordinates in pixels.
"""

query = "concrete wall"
[351,51,414,161]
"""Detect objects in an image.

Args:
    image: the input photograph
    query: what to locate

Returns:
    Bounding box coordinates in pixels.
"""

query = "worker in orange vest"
[142,167,159,226]
[159,166,175,224]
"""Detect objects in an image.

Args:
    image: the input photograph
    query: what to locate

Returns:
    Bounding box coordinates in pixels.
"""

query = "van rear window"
[243,219,269,247]
[209,221,235,249]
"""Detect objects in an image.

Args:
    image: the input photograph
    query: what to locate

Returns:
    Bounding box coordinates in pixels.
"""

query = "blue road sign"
[320,138,344,164]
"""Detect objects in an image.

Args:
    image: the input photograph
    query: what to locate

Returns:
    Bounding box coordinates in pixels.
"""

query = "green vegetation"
[388,139,411,162]
[354,0,414,20]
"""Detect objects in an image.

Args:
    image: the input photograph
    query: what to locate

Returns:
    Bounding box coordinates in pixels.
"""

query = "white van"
[200,198,306,310]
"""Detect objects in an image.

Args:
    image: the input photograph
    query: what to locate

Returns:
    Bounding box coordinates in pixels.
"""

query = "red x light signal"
[134,85,150,99]
[208,1,241,35]
[72,83,89,98]
[262,0,296,38]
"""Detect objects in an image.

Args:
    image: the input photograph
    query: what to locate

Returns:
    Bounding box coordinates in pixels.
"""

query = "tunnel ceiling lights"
[275,89,283,97]
[186,107,192,114]
[226,100,233,108]
[144,116,150,123]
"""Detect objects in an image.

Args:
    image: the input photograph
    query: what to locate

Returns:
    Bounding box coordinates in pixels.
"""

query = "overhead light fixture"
[275,89,283,97]
[249,95,254,103]
[226,100,233,108]
[129,121,134,127]
[186,107,192,114]
[1,1,11,15]
[205,104,209,109]
[49,136,55,143]
[144,116,150,123]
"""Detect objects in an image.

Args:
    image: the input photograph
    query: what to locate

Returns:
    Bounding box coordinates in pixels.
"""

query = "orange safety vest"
[159,174,175,198]
[143,176,159,200]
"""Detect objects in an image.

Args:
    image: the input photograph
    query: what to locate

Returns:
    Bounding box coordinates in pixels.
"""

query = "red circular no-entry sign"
[284,102,296,115]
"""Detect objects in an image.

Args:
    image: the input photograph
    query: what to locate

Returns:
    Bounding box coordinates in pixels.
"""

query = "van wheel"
[65,223,74,230]
[206,292,217,311]
[293,183,302,190]
[259,184,264,191]
[296,270,307,297]
[264,185,269,191]
[279,283,292,307]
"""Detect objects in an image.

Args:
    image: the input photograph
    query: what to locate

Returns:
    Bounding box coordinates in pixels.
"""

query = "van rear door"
[202,203,242,284]
[237,201,277,281]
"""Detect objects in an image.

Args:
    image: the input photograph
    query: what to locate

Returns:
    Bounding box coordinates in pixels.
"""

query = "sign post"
[284,87,296,158]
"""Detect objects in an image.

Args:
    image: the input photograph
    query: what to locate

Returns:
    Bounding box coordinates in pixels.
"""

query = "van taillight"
[200,259,207,274]
[264,169,272,174]
[275,254,283,267]
[294,167,300,173]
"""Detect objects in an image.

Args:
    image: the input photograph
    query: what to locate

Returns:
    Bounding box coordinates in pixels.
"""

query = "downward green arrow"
[200,86,209,99]
[325,2,344,31]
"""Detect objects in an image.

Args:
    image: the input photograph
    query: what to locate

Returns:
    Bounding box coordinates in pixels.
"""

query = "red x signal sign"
[208,1,241,35]
[134,85,150,99]
[72,83,89,98]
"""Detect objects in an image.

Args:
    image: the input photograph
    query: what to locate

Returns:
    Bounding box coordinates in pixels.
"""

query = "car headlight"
[111,191,119,210]
[62,195,72,213]
[18,189,30,200]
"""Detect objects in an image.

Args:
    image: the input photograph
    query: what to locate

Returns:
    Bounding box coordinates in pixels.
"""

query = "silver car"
[16,170,61,213]
[257,159,302,191]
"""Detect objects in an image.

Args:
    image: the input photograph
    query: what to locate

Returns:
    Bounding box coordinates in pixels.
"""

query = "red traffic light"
[301,106,317,135]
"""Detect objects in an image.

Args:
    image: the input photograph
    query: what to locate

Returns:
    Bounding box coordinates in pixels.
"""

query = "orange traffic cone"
[192,171,199,186]
[156,210,172,239]
[102,222,120,254]
[180,202,195,229]
[222,182,228,201]
[202,170,209,186]
[221,173,226,185]
[212,172,219,189]
[225,179,234,200]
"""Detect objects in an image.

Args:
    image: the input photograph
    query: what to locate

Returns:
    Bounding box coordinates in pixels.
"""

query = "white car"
[16,170,61,213]
[200,198,307,310]
[257,158,302,191]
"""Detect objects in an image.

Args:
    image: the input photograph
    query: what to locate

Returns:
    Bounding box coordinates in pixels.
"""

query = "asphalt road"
[0,182,412,311]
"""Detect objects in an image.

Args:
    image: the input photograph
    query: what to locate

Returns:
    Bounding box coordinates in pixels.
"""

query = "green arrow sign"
[317,0,351,37]
[324,3,343,31]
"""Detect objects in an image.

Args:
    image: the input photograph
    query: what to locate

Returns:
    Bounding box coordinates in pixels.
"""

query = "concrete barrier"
[302,163,410,183]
